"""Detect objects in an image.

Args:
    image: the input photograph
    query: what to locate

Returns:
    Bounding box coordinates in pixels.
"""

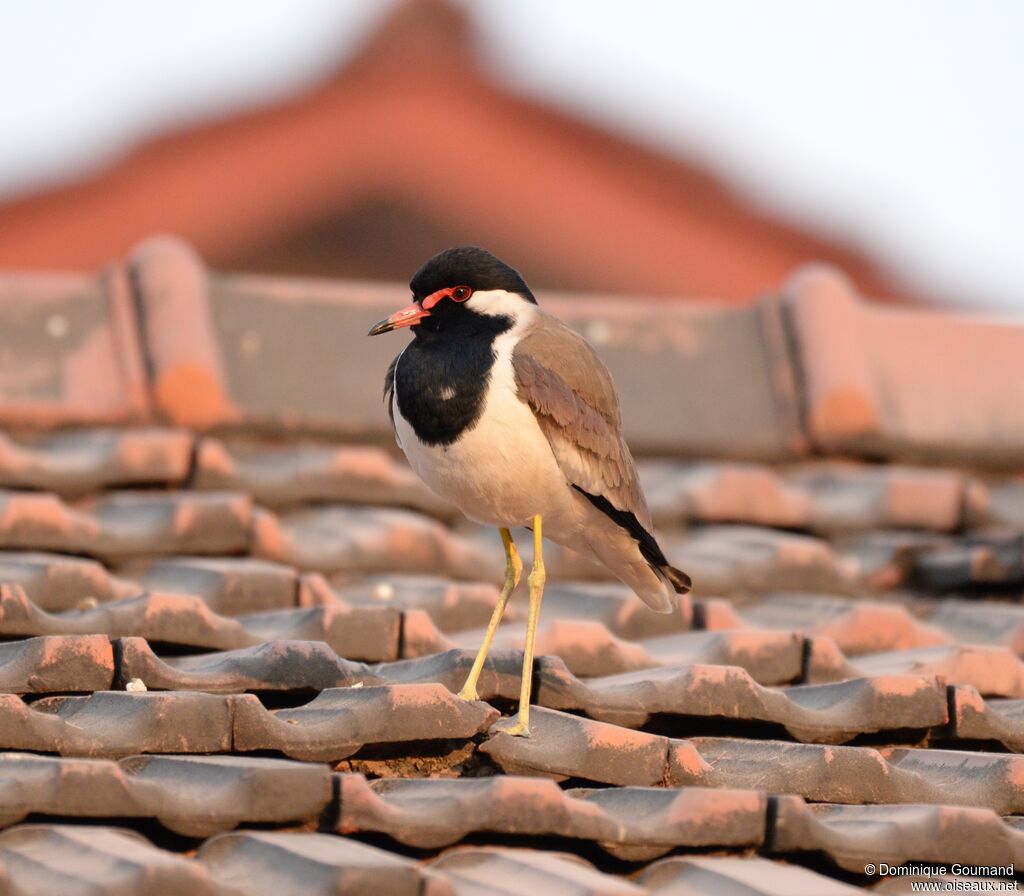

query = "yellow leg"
[457,528,522,701]
[496,514,545,738]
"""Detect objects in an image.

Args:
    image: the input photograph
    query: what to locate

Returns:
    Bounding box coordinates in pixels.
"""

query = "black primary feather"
[573,485,691,594]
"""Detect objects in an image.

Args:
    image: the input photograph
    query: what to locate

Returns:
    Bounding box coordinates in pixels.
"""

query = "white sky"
[1,1,1021,311]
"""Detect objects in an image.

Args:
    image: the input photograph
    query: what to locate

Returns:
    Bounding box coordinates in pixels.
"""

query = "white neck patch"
[466,289,535,327]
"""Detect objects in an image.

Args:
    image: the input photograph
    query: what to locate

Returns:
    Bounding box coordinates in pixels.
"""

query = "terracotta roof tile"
[449,624,805,682]
[0,825,216,896]
[0,584,256,649]
[131,555,298,615]
[681,739,1024,813]
[784,264,1024,465]
[913,534,1024,592]
[338,774,765,858]
[0,490,251,561]
[140,252,809,459]
[194,436,453,516]
[976,479,1024,529]
[570,667,945,740]
[663,526,859,596]
[115,637,369,693]
[339,574,507,632]
[770,798,1024,874]
[0,583,402,658]
[0,428,193,495]
[253,505,500,578]
[428,847,645,896]
[481,708,672,786]
[845,645,1024,697]
[951,686,1024,751]
[0,634,113,693]
[735,594,950,656]
[234,602,402,660]
[369,649,948,742]
[0,268,148,427]
[0,753,331,836]
[927,599,1024,651]
[0,690,232,757]
[0,550,136,609]
[233,683,498,761]
[639,855,865,894]
[198,830,447,896]
[641,459,968,533]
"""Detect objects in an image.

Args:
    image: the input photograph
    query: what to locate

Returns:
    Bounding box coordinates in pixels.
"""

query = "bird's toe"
[493,714,531,738]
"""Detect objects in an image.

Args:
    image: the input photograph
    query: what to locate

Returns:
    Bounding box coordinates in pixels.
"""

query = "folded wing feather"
[511,312,653,532]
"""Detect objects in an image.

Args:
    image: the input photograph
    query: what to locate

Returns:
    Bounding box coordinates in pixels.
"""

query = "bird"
[368,246,690,736]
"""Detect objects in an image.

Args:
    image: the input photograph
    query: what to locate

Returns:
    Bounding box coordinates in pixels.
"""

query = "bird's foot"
[493,713,531,738]
[456,685,480,702]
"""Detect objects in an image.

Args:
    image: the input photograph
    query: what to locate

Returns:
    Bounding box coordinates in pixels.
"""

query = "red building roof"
[0,0,917,304]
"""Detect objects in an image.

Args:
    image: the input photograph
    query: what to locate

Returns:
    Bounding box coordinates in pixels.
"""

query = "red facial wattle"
[422,285,473,309]
[368,285,474,335]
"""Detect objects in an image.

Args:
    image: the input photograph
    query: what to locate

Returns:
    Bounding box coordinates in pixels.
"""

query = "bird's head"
[368,246,536,338]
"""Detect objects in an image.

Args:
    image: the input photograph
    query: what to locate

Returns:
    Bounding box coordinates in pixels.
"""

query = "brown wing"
[512,312,653,532]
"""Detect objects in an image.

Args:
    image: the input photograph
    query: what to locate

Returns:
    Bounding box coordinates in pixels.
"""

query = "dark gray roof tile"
[770,797,1024,873]
[638,855,864,895]
[340,574,508,633]
[252,505,500,578]
[450,622,805,682]
[0,753,331,836]
[115,637,371,693]
[0,583,254,649]
[429,846,645,896]
[0,634,113,694]
[0,825,216,896]
[678,738,1024,813]
[133,555,299,615]
[640,459,967,534]
[926,598,1024,651]
[338,773,765,859]
[0,584,402,659]
[0,490,251,561]
[480,708,670,786]
[198,830,447,896]
[736,593,950,656]
[663,525,860,596]
[233,683,498,761]
[0,690,231,756]
[0,550,137,611]
[913,534,1024,591]
[0,428,193,495]
[374,649,946,741]
[951,685,1024,751]
[194,436,454,517]
[846,645,1024,697]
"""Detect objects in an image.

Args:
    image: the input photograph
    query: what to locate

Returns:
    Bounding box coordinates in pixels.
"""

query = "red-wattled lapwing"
[369,247,691,736]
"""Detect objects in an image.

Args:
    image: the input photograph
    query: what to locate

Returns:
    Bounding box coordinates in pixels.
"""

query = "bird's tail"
[659,563,692,594]
[572,485,692,611]
[639,562,691,614]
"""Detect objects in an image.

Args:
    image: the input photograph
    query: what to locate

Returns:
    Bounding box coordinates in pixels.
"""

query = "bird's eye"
[451,286,472,302]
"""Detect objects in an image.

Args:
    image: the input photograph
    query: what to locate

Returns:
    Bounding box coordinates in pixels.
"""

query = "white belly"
[395,373,574,529]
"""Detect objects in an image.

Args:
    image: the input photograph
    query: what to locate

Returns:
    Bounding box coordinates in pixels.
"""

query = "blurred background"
[1,0,1021,311]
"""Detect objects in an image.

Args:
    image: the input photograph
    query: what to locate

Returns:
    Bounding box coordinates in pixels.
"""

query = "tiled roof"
[0,238,1022,892]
